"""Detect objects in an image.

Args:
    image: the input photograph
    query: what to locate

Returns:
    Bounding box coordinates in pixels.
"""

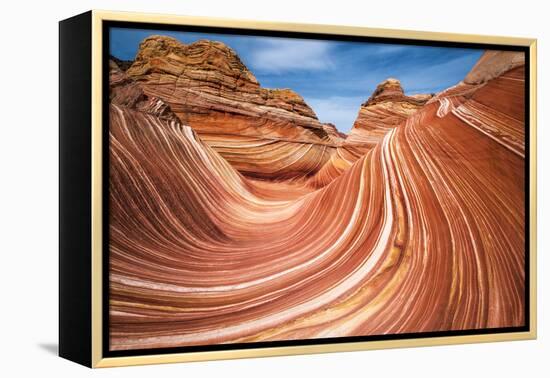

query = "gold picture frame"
[59,9,537,368]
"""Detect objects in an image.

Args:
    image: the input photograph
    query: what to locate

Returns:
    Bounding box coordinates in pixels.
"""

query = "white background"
[0,0,547,376]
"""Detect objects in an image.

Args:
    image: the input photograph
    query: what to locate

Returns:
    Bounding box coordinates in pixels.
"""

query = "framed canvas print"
[59,10,537,368]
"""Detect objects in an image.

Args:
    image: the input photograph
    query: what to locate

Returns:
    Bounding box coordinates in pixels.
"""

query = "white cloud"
[369,44,410,56]
[250,39,334,73]
[305,96,365,134]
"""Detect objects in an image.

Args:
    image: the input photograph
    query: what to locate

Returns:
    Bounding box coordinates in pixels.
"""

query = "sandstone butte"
[123,35,344,180]
[108,46,526,351]
[346,78,433,153]
[308,77,433,187]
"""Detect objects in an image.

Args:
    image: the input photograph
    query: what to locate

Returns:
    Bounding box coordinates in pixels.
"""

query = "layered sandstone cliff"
[109,60,178,122]
[310,50,526,188]
[308,78,432,187]
[124,36,337,179]
[464,50,525,85]
[345,78,433,156]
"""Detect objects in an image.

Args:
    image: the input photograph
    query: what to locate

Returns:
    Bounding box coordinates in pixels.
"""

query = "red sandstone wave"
[108,49,526,351]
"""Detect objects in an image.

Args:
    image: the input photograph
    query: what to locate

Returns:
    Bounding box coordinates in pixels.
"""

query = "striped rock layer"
[346,78,433,155]
[125,36,341,180]
[108,49,526,351]
[308,78,432,188]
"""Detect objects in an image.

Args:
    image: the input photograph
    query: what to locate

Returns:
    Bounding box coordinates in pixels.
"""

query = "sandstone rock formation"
[464,50,525,85]
[310,49,525,188]
[428,50,525,110]
[308,78,432,188]
[429,50,526,156]
[108,45,526,351]
[322,122,347,144]
[345,78,433,156]
[110,55,134,72]
[109,61,178,122]
[124,36,337,179]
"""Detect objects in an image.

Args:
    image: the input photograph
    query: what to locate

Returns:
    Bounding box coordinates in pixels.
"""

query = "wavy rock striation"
[109,48,526,351]
[345,78,433,157]
[308,78,432,188]
[125,36,338,179]
[309,50,525,188]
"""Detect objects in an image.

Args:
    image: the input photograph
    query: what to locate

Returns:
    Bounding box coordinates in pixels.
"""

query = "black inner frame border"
[101,19,531,359]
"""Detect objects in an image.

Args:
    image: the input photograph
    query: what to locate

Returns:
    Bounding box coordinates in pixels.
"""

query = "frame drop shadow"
[38,343,58,356]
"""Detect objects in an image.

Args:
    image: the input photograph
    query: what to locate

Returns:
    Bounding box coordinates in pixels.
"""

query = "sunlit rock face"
[309,50,525,188]
[430,50,526,156]
[108,47,526,351]
[124,36,338,180]
[308,78,432,188]
[345,78,433,157]
[464,50,525,84]
[109,61,178,122]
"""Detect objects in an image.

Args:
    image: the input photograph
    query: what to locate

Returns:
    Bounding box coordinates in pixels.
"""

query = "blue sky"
[110,27,483,133]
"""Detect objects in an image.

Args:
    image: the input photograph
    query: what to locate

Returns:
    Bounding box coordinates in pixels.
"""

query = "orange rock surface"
[108,48,526,351]
[308,78,432,187]
[345,78,433,156]
[125,36,338,179]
